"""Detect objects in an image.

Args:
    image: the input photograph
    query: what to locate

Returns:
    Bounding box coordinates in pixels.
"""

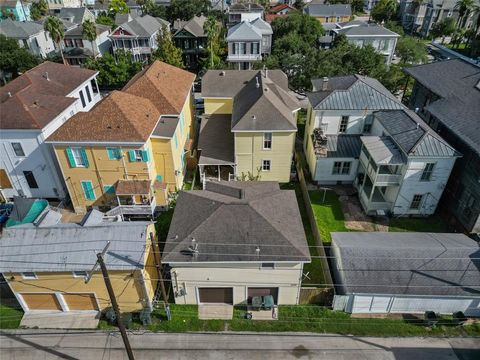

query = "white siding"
[314,158,359,184]
[313,110,372,135]
[170,263,303,305]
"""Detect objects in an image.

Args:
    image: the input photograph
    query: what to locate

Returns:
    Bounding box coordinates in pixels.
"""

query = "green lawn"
[0,304,23,329]
[309,190,349,243]
[99,305,480,337]
[155,208,174,252]
[389,216,448,233]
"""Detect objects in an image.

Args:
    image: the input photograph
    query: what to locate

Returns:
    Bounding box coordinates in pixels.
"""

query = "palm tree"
[44,16,66,65]
[82,20,97,58]
[455,0,475,28]
[203,16,220,69]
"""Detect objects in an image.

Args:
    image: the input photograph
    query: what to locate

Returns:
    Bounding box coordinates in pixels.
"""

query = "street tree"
[44,16,66,65]
[109,0,129,16]
[30,0,48,21]
[203,15,224,69]
[0,34,40,83]
[152,25,184,68]
[455,0,475,28]
[82,20,98,58]
[371,0,398,23]
[430,17,456,43]
[166,0,210,22]
[395,36,428,64]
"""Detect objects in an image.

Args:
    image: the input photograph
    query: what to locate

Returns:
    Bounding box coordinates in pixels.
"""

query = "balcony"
[131,46,152,55]
[359,187,392,214]
[376,173,402,185]
[227,53,262,61]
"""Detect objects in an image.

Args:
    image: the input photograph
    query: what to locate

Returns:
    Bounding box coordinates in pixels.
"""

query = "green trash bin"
[251,296,262,310]
[263,295,274,310]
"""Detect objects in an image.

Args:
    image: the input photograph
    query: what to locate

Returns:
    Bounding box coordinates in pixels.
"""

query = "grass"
[389,216,448,233]
[155,208,174,252]
[309,190,349,243]
[0,304,23,329]
[98,305,480,337]
[296,109,307,141]
[281,183,326,286]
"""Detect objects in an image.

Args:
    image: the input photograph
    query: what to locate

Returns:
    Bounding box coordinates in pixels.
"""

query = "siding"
[235,131,295,182]
[314,158,359,184]
[204,98,233,115]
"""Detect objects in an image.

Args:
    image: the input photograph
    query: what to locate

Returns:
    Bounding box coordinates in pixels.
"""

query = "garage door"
[63,293,99,311]
[21,293,62,311]
[198,288,233,304]
[248,287,279,304]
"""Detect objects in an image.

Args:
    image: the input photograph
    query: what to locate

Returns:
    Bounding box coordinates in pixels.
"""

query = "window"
[72,271,87,278]
[251,42,259,54]
[21,272,37,280]
[410,194,424,209]
[103,185,115,194]
[11,142,25,156]
[23,171,38,189]
[420,163,435,181]
[263,132,272,149]
[363,116,373,133]
[81,180,96,201]
[261,263,275,269]
[71,147,87,167]
[132,149,143,162]
[339,116,349,133]
[85,85,91,103]
[91,79,99,94]
[332,161,351,175]
[79,90,86,108]
[106,147,121,160]
[262,160,271,171]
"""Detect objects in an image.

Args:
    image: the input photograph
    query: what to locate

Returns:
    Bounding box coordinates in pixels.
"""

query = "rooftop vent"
[322,77,329,91]
[188,238,199,256]
[44,72,49,81]
[7,91,12,98]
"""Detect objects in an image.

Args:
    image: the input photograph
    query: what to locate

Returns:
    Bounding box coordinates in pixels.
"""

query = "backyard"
[0,304,23,329]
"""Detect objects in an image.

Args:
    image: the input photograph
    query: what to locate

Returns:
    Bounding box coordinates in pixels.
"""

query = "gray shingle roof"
[325,135,362,158]
[64,23,110,38]
[335,23,400,37]
[332,232,480,297]
[173,15,207,37]
[112,15,169,37]
[152,115,179,138]
[0,222,152,272]
[58,7,92,24]
[305,4,352,17]
[0,19,44,39]
[162,182,311,263]
[198,114,235,165]
[308,75,403,110]
[374,110,460,157]
[404,59,480,156]
[227,20,262,40]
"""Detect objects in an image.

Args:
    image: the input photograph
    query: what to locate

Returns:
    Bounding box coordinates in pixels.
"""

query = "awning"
[115,180,151,195]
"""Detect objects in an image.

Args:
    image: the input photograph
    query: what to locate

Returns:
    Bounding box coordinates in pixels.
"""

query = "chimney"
[255,76,260,88]
[322,77,328,91]
[44,72,49,81]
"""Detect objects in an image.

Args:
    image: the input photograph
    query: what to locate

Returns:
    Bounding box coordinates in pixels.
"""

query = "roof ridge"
[113,91,155,139]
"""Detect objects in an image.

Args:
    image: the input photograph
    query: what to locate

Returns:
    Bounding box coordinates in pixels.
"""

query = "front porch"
[106,180,157,219]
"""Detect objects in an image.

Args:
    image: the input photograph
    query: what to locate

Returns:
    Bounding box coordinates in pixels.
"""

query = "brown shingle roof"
[123,61,195,115]
[0,62,97,130]
[115,180,151,195]
[47,91,160,143]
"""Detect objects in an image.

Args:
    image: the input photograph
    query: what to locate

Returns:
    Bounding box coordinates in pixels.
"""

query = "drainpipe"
[140,271,153,312]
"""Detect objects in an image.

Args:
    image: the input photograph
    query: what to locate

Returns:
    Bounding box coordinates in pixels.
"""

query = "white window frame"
[21,272,38,280]
[71,147,86,167]
[134,149,143,162]
[332,161,351,175]
[339,116,349,133]
[262,159,271,171]
[72,271,88,278]
[410,194,424,209]
[263,132,272,150]
[420,163,435,181]
[11,142,25,157]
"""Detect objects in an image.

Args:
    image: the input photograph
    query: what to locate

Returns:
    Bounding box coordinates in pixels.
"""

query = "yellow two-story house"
[199,69,300,183]
[47,61,195,216]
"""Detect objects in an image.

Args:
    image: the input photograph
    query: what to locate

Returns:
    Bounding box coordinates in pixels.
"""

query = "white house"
[228,2,264,27]
[109,15,170,62]
[305,75,459,216]
[162,181,310,306]
[331,232,480,316]
[63,23,112,65]
[0,19,55,58]
[47,0,83,11]
[0,62,101,201]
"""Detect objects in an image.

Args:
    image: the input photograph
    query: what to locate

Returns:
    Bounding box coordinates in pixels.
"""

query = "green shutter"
[107,148,121,160]
[66,148,76,168]
[128,150,136,162]
[114,148,121,159]
[142,150,149,162]
[156,175,163,182]
[103,185,115,194]
[81,181,95,201]
[80,148,89,168]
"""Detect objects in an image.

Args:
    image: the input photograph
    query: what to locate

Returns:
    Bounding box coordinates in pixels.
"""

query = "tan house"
[0,210,158,315]
[46,61,195,216]
[199,70,300,184]
[304,3,352,23]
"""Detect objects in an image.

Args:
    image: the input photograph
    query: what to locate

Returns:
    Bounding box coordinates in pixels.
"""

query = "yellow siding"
[235,132,295,182]
[315,16,350,23]
[151,138,176,192]
[54,144,155,214]
[204,97,233,115]
[304,105,318,176]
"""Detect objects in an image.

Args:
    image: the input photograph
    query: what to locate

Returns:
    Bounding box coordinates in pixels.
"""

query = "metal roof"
[227,20,262,40]
[0,222,152,272]
[361,136,405,165]
[325,135,362,158]
[304,4,352,17]
[0,19,44,38]
[111,15,169,38]
[332,232,480,297]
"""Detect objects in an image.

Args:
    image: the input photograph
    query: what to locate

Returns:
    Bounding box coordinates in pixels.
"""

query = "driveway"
[198,304,233,320]
[20,312,100,329]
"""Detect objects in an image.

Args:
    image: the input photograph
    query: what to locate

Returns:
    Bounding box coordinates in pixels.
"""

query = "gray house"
[331,232,480,316]
[304,3,352,23]
[226,18,272,70]
[405,59,480,234]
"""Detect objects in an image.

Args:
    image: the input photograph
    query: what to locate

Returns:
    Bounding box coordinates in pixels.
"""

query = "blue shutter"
[128,150,136,162]
[142,150,149,162]
[80,148,89,168]
[81,181,95,201]
[107,148,115,160]
[103,185,115,194]
[156,175,163,182]
[66,148,76,168]
[114,148,121,159]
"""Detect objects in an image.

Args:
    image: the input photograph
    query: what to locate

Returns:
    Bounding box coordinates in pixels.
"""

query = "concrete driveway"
[20,311,100,329]
[198,304,233,320]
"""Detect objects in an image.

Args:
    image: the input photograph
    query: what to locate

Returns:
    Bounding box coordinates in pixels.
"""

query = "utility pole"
[149,232,170,320]
[86,242,135,360]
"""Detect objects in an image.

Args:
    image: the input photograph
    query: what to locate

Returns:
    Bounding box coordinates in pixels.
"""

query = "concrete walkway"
[20,312,100,329]
[198,304,233,320]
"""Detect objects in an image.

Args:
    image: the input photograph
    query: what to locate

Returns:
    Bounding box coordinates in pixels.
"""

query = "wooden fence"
[299,287,334,305]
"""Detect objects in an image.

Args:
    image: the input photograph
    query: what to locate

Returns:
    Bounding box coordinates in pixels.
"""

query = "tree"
[44,16,66,65]
[82,19,98,58]
[83,50,142,89]
[0,35,40,83]
[328,0,363,14]
[430,17,456,43]
[145,4,166,18]
[166,0,210,22]
[455,0,475,28]
[136,0,154,14]
[203,15,224,69]
[384,20,405,36]
[96,12,116,29]
[371,0,398,23]
[152,25,184,68]
[30,0,48,21]
[395,36,428,64]
[109,0,129,17]
[293,0,305,10]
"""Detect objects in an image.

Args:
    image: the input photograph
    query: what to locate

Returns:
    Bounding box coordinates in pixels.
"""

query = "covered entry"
[21,293,62,311]
[63,293,99,311]
[248,287,279,304]
[198,287,233,304]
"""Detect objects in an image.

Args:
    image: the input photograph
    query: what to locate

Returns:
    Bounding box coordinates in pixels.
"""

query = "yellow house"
[199,70,300,183]
[304,4,352,24]
[0,213,158,316]
[46,61,195,215]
